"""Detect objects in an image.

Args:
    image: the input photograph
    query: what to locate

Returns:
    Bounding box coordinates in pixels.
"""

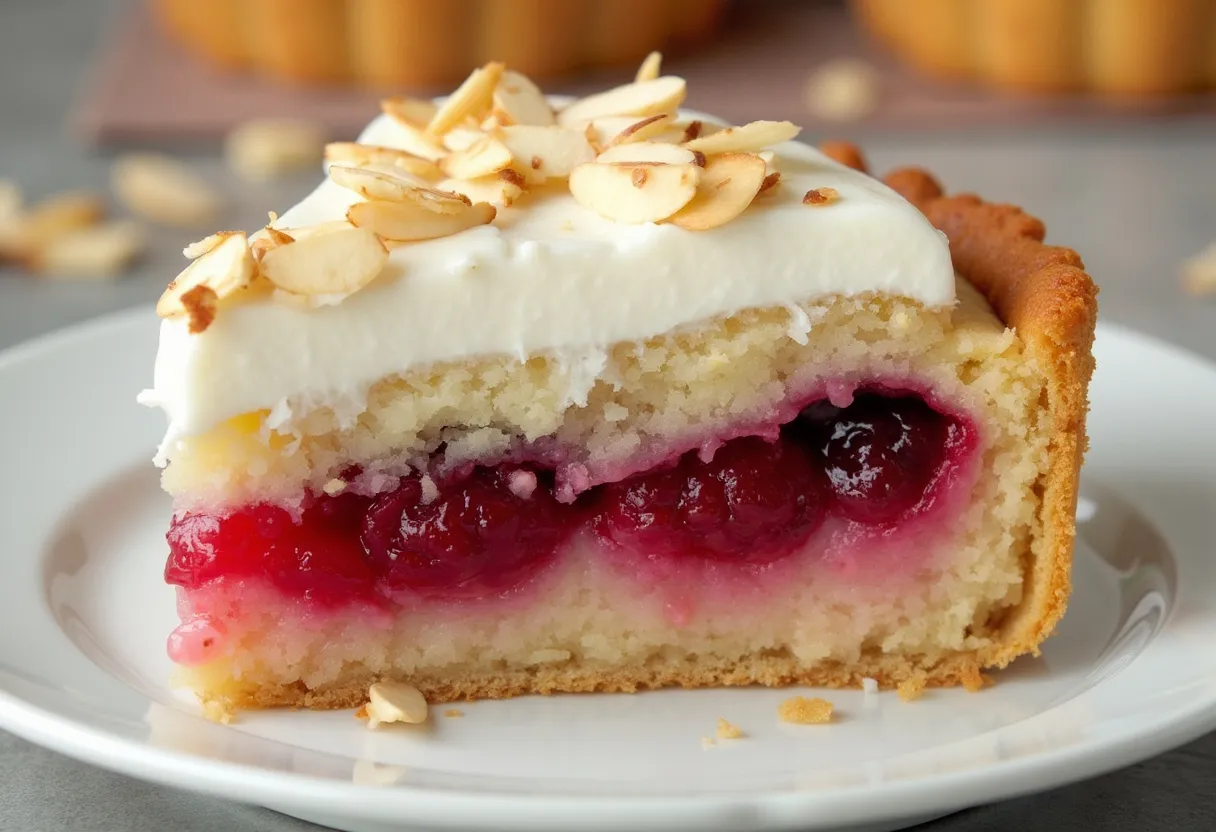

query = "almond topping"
[607,114,672,147]
[492,69,555,127]
[157,232,254,318]
[597,141,697,166]
[428,62,505,135]
[324,143,444,181]
[328,166,471,213]
[440,135,514,180]
[364,681,429,728]
[265,226,295,246]
[758,172,782,195]
[33,220,146,279]
[181,285,218,334]
[111,154,221,228]
[568,161,699,224]
[635,51,663,83]
[348,199,496,242]
[4,191,104,261]
[684,120,801,155]
[380,97,438,128]
[442,126,488,153]
[225,118,325,182]
[496,125,595,183]
[438,174,524,208]
[557,76,687,128]
[803,187,840,206]
[259,227,388,297]
[378,104,448,162]
[682,120,703,142]
[182,231,241,260]
[671,152,767,231]
[631,168,648,188]
[691,150,707,167]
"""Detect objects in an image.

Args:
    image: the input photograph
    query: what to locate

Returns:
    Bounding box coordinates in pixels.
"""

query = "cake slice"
[140,59,1097,711]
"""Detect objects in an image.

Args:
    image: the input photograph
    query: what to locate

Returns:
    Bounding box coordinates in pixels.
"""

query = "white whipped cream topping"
[141,112,955,458]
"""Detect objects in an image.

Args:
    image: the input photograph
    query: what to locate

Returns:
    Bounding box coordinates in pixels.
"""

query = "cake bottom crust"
[200,648,992,710]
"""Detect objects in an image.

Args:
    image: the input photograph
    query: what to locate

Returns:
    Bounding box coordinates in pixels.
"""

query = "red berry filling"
[165,388,974,607]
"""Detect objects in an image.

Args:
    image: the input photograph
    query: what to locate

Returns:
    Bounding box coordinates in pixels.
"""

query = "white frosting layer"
[142,113,955,458]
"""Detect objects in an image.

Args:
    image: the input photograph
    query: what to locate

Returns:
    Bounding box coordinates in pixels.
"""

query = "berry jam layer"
[167,388,987,667]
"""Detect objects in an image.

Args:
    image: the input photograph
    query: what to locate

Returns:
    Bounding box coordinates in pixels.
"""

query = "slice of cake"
[140,58,1097,711]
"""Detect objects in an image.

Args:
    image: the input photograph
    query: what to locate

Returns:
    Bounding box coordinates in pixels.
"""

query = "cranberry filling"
[165,390,972,606]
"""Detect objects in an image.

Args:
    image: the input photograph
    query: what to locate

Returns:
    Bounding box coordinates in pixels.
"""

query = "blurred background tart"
[149,0,726,87]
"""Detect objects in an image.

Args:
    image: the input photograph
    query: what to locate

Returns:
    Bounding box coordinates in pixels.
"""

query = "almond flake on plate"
[671,152,767,231]
[557,76,687,128]
[568,161,699,223]
[635,51,663,83]
[348,199,495,242]
[496,126,595,182]
[597,141,697,166]
[111,154,221,228]
[3,191,104,261]
[379,96,438,129]
[364,681,429,729]
[440,135,514,180]
[259,226,388,297]
[684,120,801,155]
[158,231,255,318]
[324,143,444,181]
[438,173,524,207]
[33,220,146,279]
[428,62,505,135]
[492,70,555,127]
[225,118,325,181]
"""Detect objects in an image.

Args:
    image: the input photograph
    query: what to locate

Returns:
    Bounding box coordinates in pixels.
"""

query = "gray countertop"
[3,1,1216,830]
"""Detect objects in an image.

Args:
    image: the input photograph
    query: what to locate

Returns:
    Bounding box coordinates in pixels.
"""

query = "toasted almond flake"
[158,232,254,317]
[181,284,218,334]
[34,220,146,279]
[348,199,495,242]
[438,174,524,208]
[492,69,555,127]
[267,210,279,223]
[440,135,514,180]
[683,120,703,142]
[182,230,241,260]
[379,96,438,128]
[378,105,448,162]
[805,59,881,123]
[265,226,295,246]
[497,125,595,182]
[0,181,22,259]
[365,681,429,728]
[716,718,744,740]
[684,120,801,155]
[803,187,839,206]
[324,143,444,181]
[597,141,696,166]
[111,154,221,227]
[328,166,470,213]
[557,76,687,128]
[758,171,782,195]
[671,152,766,231]
[428,62,505,135]
[225,118,325,181]
[631,167,648,188]
[4,191,105,260]
[608,114,672,147]
[691,150,707,168]
[635,51,663,83]
[442,126,488,153]
[568,161,699,223]
[260,227,388,297]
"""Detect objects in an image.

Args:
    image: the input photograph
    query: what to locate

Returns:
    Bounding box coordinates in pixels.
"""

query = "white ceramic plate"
[0,310,1213,832]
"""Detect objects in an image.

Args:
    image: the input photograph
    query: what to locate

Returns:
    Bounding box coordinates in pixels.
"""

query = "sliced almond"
[183,230,241,260]
[5,191,104,260]
[282,219,356,240]
[671,152,767,231]
[582,116,641,153]
[265,226,296,246]
[597,141,697,165]
[492,70,554,127]
[365,681,429,728]
[569,162,699,224]
[377,106,448,162]
[758,171,782,196]
[684,120,801,155]
[328,165,470,214]
[348,199,495,242]
[259,227,388,297]
[33,220,146,279]
[557,76,687,128]
[157,231,254,317]
[380,97,438,128]
[440,135,514,180]
[324,143,443,180]
[427,62,505,135]
[607,114,672,147]
[496,125,594,183]
[180,285,218,334]
[635,51,663,83]
[111,154,221,228]
[225,118,325,182]
[438,173,524,208]
[442,126,488,153]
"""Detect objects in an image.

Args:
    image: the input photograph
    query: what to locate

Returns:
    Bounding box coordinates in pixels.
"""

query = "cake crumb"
[898,672,927,702]
[201,700,234,725]
[960,662,992,693]
[778,696,833,724]
[354,705,369,719]
[322,477,347,495]
[444,708,465,718]
[700,736,716,750]
[716,717,744,739]
[861,677,879,694]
